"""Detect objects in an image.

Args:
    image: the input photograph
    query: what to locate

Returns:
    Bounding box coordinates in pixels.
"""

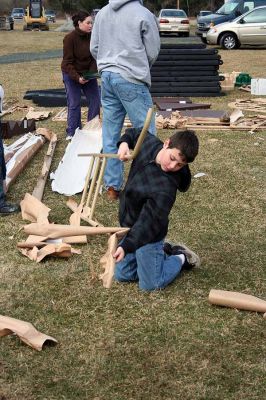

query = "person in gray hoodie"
[90,0,160,200]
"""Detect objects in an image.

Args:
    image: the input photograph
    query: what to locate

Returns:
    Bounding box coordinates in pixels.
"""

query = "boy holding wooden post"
[113,128,200,291]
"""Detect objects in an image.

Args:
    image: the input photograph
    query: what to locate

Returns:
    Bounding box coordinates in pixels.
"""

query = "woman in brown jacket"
[61,10,100,139]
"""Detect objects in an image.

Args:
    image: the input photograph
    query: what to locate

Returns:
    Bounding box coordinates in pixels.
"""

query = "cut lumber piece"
[5,133,46,191]
[99,230,128,288]
[19,243,81,262]
[25,107,52,120]
[32,131,57,201]
[52,107,68,121]
[230,109,244,124]
[0,315,57,351]
[18,235,87,247]
[209,289,266,313]
[180,110,230,123]
[228,98,266,112]
[24,223,130,239]
[20,193,50,223]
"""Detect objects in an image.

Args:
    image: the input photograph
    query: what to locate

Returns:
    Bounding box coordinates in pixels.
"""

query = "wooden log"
[24,223,130,239]
[32,132,57,201]
[209,289,266,313]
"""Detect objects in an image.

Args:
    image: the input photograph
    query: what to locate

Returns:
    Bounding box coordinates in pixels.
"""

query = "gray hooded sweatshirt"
[90,0,160,87]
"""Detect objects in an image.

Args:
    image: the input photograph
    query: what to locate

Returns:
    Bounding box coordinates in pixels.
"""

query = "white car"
[206,5,266,49]
[158,9,190,36]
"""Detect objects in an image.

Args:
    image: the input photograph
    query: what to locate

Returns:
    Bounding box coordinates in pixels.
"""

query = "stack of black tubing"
[24,88,94,107]
[151,43,224,97]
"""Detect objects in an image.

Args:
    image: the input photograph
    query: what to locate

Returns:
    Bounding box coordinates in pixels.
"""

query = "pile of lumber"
[156,110,230,130]
[228,98,266,113]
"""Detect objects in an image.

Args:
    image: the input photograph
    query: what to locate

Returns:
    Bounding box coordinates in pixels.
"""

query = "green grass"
[0,31,266,400]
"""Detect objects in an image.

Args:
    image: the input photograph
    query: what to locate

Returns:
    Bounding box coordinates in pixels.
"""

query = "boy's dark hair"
[72,10,90,27]
[168,130,199,163]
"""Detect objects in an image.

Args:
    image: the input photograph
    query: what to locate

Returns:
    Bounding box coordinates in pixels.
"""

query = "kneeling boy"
[113,128,200,291]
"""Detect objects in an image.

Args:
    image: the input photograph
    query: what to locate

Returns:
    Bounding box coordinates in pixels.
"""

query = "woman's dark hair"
[168,130,199,163]
[72,10,90,27]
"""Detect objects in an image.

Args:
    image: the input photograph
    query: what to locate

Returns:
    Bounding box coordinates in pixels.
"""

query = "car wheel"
[220,33,239,50]
[201,37,207,44]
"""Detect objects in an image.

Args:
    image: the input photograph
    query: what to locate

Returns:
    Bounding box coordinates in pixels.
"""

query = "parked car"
[45,10,56,23]
[0,15,14,30]
[196,0,266,42]
[11,8,25,20]
[206,5,266,49]
[197,10,212,21]
[158,9,190,36]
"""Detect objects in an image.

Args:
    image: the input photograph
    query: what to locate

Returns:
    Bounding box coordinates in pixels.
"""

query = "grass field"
[0,25,265,400]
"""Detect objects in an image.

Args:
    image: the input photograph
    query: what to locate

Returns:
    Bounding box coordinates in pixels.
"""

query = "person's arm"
[117,127,143,152]
[90,16,99,60]
[141,14,161,67]
[62,35,82,83]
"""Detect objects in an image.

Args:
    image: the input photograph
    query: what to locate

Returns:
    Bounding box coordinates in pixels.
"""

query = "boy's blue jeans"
[100,71,156,191]
[114,240,183,291]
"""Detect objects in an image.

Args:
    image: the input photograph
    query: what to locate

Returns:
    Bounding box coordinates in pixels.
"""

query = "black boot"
[0,202,21,216]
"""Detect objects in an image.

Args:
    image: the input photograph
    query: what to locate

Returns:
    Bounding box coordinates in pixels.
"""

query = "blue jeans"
[62,72,101,136]
[114,240,183,291]
[101,71,156,190]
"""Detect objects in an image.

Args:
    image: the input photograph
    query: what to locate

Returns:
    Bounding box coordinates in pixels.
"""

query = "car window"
[243,7,266,22]
[161,10,187,18]
[242,1,255,13]
[216,1,239,15]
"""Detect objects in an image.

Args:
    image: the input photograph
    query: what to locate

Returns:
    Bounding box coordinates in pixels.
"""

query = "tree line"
[0,0,224,17]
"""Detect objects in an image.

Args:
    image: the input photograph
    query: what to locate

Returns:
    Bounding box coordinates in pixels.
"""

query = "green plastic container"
[235,73,252,87]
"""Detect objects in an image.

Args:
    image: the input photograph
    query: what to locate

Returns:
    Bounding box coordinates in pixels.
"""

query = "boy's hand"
[118,142,130,161]
[113,246,125,263]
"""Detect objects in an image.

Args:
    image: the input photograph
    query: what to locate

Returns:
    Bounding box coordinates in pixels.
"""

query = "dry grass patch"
[0,32,265,400]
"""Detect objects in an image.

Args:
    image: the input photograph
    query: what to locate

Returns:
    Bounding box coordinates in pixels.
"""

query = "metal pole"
[177,0,180,9]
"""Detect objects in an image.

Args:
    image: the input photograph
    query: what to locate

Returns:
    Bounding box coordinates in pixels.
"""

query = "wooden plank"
[156,110,229,123]
[180,110,230,122]
[153,97,192,105]
[157,102,211,111]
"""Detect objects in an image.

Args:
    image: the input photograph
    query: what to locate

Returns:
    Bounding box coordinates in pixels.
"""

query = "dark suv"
[196,0,266,42]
